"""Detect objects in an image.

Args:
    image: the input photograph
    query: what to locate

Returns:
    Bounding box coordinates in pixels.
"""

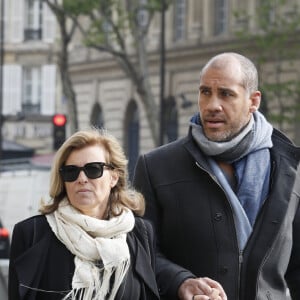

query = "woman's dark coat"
[8,215,159,300]
[133,128,300,300]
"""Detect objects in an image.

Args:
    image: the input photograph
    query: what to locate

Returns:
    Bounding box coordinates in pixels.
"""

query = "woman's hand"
[178,277,227,300]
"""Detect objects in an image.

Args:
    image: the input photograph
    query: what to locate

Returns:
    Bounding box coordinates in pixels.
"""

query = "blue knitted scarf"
[191,111,273,250]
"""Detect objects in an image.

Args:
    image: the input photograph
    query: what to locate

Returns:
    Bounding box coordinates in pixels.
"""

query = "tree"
[44,0,79,134]
[48,0,171,146]
[234,0,300,132]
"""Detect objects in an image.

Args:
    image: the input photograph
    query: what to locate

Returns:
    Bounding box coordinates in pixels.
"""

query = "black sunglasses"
[59,162,114,182]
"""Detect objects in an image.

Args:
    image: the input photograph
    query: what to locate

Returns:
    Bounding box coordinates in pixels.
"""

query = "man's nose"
[206,94,222,111]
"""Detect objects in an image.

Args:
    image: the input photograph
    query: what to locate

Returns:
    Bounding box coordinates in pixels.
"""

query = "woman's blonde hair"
[40,129,145,217]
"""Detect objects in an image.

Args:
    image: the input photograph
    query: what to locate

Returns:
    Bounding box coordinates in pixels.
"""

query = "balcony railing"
[24,28,42,41]
[22,103,40,114]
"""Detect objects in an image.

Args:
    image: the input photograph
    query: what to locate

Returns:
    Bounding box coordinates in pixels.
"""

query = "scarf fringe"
[46,200,134,300]
[62,260,130,300]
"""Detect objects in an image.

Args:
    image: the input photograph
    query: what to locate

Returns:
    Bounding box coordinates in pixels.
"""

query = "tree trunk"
[45,0,78,134]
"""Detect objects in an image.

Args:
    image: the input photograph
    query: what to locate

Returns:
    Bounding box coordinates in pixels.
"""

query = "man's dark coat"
[134,128,300,300]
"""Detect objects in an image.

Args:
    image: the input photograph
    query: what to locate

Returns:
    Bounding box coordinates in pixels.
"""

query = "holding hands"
[178,277,227,300]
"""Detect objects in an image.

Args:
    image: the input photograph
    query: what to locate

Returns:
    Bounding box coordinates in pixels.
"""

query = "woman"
[8,129,159,300]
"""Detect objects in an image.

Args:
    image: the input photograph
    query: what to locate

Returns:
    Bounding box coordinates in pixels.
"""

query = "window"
[22,67,41,114]
[2,64,56,116]
[165,96,178,142]
[24,0,42,40]
[124,100,140,181]
[214,0,228,35]
[7,0,55,43]
[174,0,186,41]
[90,103,105,129]
[2,65,22,115]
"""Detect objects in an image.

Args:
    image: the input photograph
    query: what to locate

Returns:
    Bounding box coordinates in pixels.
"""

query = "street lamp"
[0,0,4,160]
[159,0,166,145]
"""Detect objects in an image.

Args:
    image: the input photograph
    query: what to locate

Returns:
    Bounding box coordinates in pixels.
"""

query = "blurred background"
[1,0,300,297]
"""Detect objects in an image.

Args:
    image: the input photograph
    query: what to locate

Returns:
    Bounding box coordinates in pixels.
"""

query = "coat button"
[214,212,223,221]
[220,266,228,274]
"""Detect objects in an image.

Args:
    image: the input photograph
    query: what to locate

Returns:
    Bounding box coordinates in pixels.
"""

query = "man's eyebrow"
[199,85,210,90]
[218,87,238,95]
[218,86,236,91]
[218,87,232,91]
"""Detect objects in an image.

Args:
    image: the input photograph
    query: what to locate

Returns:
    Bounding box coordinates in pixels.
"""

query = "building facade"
[67,0,300,175]
[1,0,59,155]
[1,0,300,172]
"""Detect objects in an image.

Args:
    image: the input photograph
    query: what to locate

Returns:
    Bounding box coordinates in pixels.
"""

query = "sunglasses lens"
[60,166,79,182]
[84,163,103,179]
[60,163,105,182]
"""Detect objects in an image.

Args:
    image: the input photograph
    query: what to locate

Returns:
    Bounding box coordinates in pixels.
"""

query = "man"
[133,52,300,300]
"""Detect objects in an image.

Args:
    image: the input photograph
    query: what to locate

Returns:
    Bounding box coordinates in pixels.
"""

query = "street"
[0,165,51,299]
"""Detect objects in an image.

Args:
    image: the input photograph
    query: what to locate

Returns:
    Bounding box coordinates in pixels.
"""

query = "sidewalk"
[0,259,9,300]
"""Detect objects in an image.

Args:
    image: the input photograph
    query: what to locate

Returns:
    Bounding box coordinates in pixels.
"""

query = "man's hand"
[178,277,227,300]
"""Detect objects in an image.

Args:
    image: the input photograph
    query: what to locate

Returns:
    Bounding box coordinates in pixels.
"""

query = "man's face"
[198,64,258,142]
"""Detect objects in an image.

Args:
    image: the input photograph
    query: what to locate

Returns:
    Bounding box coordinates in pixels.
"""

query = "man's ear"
[249,91,261,113]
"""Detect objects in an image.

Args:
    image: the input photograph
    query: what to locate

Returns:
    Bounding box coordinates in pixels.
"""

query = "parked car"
[0,220,10,259]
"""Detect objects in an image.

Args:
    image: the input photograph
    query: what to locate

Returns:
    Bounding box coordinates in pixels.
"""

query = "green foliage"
[63,0,100,15]
[62,0,170,49]
[56,0,174,144]
[235,0,300,62]
[234,0,300,129]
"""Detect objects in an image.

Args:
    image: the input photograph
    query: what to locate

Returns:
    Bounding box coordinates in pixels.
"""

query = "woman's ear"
[110,170,119,188]
[249,91,261,113]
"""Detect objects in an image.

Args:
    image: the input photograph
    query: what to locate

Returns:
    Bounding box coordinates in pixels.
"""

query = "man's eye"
[200,89,210,95]
[221,90,233,97]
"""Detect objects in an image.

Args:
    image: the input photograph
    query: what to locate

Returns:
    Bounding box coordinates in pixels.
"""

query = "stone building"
[1,0,59,156]
[67,0,300,175]
[1,0,300,175]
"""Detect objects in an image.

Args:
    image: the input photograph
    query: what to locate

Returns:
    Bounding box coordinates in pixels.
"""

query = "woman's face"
[63,144,119,219]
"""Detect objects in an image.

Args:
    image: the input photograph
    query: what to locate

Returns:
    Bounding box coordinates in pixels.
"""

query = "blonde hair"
[40,129,145,217]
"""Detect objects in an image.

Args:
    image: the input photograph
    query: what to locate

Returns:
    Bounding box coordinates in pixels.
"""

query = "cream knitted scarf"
[46,199,135,300]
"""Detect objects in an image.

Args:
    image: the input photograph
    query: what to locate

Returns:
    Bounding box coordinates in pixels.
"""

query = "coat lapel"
[127,233,159,298]
[15,232,52,299]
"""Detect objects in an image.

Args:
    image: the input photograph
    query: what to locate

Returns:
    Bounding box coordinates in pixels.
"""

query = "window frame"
[24,0,43,41]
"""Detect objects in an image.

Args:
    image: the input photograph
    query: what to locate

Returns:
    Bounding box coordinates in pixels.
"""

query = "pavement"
[0,260,8,300]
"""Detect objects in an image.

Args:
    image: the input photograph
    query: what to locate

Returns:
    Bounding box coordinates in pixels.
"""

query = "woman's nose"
[77,170,88,183]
